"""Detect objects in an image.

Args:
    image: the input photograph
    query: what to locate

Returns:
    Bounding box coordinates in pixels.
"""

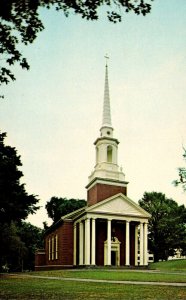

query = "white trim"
[85,218,90,265]
[62,206,86,221]
[79,222,84,265]
[51,236,54,260]
[125,221,130,266]
[106,219,111,265]
[81,212,148,224]
[104,237,121,266]
[73,225,77,265]
[48,238,51,261]
[87,178,127,191]
[86,193,151,218]
[55,234,58,260]
[91,219,96,265]
[140,222,144,266]
[143,223,148,266]
[135,225,139,266]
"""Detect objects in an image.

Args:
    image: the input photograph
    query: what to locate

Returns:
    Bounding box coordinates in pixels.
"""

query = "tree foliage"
[0,131,39,224]
[17,222,44,270]
[0,0,153,86]
[173,148,186,192]
[46,196,86,223]
[0,131,41,271]
[139,192,186,262]
[0,221,44,272]
[0,222,27,272]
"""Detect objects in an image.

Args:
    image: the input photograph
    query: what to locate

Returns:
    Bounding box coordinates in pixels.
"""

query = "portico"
[73,193,150,267]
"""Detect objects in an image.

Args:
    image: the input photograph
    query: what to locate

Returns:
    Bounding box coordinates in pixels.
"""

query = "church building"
[35,63,151,270]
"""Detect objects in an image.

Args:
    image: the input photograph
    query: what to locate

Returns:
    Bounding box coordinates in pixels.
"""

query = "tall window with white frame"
[48,238,51,261]
[52,236,54,260]
[55,234,58,260]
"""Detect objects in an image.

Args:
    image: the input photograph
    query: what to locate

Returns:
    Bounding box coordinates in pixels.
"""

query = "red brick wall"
[88,183,127,206]
[96,219,107,265]
[61,221,74,265]
[130,224,135,266]
[45,221,73,267]
[35,250,46,266]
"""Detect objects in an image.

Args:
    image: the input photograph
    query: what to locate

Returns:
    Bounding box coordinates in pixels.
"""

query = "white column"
[143,222,148,266]
[135,224,139,266]
[73,224,77,265]
[85,218,90,265]
[107,219,111,265]
[79,221,84,265]
[140,222,144,266]
[91,218,96,265]
[125,221,130,266]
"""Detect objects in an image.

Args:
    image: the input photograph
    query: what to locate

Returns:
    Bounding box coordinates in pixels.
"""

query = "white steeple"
[88,60,126,184]
[102,63,112,128]
[100,61,114,138]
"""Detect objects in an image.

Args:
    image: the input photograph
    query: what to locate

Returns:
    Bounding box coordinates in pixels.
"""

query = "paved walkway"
[6,273,186,287]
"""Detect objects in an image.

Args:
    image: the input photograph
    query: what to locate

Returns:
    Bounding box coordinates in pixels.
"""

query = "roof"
[45,193,150,235]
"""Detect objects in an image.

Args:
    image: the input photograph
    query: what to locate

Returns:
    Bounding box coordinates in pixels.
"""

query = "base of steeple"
[86,177,128,207]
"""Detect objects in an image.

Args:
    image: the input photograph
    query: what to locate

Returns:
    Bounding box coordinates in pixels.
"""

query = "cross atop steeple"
[104,54,109,66]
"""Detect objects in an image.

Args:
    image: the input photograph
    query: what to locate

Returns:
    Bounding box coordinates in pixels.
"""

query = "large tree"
[0,131,39,224]
[173,148,186,192]
[46,196,86,223]
[139,192,186,262]
[0,222,27,272]
[0,131,40,271]
[17,222,44,271]
[0,0,153,86]
[0,221,44,272]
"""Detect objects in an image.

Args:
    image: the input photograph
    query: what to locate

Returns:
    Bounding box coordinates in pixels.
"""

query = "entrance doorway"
[111,251,116,266]
[104,237,121,266]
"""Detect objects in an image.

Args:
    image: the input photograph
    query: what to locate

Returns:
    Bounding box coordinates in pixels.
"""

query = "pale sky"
[1,0,186,228]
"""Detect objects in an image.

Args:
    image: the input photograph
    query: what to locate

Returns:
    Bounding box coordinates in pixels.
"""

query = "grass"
[0,260,186,300]
[31,268,186,283]
[30,259,186,283]
[1,276,186,300]
[149,259,186,272]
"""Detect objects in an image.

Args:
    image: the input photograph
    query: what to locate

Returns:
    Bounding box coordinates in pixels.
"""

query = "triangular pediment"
[86,193,150,218]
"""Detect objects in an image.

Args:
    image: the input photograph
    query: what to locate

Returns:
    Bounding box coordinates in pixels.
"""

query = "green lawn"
[31,259,186,283]
[31,268,186,283]
[0,260,186,300]
[149,259,186,272]
[0,276,186,300]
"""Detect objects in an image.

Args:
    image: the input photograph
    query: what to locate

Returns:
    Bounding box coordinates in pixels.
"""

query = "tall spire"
[87,58,126,188]
[102,57,112,128]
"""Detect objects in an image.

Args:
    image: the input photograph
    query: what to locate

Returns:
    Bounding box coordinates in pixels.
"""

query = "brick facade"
[87,183,127,206]
[35,250,46,267]
[35,220,73,270]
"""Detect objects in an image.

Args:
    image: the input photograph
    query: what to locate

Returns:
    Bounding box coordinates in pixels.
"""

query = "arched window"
[96,147,99,164]
[107,146,112,163]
